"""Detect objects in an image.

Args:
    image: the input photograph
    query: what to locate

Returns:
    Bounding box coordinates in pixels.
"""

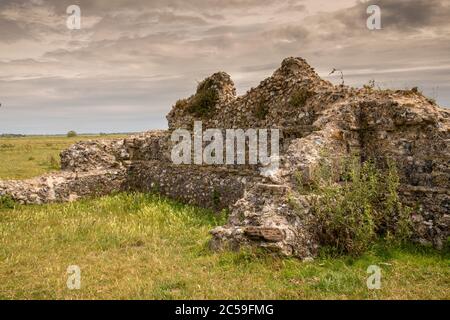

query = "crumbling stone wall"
[1,57,448,258]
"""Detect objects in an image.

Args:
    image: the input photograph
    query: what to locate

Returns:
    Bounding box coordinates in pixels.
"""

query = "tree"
[67,130,77,138]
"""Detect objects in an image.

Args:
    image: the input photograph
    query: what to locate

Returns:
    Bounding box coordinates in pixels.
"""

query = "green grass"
[0,135,127,180]
[0,193,448,299]
[0,136,449,299]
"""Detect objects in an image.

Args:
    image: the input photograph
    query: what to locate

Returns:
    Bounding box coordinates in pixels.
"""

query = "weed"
[254,98,269,120]
[186,78,219,117]
[329,68,345,86]
[212,189,221,208]
[175,98,188,110]
[0,194,16,209]
[289,88,313,108]
[296,155,413,256]
[363,79,376,91]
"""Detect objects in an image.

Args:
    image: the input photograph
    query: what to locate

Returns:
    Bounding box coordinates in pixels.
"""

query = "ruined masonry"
[1,57,449,258]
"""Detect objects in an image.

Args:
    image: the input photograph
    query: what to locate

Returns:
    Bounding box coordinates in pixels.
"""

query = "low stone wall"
[125,161,253,210]
[0,168,126,204]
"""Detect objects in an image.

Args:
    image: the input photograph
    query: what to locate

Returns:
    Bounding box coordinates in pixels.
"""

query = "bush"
[254,98,269,120]
[289,88,313,108]
[67,130,77,138]
[0,143,15,149]
[175,98,188,110]
[212,189,221,209]
[186,79,219,117]
[0,195,16,209]
[297,156,413,256]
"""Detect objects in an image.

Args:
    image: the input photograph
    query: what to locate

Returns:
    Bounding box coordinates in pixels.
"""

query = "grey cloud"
[334,0,450,32]
[239,63,279,73]
[0,75,194,133]
[263,25,310,43]
[155,11,208,25]
[276,0,306,13]
[0,0,275,14]
[0,0,449,134]
[203,24,268,36]
[0,15,33,42]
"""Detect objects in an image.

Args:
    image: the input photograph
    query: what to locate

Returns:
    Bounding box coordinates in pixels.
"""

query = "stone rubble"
[1,57,448,258]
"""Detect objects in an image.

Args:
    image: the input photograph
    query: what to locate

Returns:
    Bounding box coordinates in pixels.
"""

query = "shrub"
[297,156,413,256]
[363,79,376,91]
[67,130,77,138]
[175,98,188,110]
[212,189,221,209]
[0,195,16,209]
[186,79,219,117]
[0,143,15,149]
[254,98,269,120]
[289,88,313,108]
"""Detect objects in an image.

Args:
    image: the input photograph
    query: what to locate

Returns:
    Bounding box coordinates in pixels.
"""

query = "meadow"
[0,135,126,180]
[0,135,449,299]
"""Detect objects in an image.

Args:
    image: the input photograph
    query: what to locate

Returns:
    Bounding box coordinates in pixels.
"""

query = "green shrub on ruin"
[296,155,413,256]
[186,78,219,117]
[254,99,269,120]
[289,88,313,108]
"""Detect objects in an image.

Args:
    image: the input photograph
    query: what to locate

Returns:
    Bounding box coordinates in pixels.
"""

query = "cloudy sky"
[0,0,449,134]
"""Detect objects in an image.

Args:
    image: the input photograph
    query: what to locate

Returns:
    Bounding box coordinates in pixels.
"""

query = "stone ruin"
[1,57,449,258]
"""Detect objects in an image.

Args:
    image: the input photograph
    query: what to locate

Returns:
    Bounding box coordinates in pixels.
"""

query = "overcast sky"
[0,0,449,134]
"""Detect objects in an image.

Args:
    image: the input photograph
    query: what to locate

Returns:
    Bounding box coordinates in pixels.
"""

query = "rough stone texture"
[0,169,126,204]
[60,139,129,171]
[1,57,449,258]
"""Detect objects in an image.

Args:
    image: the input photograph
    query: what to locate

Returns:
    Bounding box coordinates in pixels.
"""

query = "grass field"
[0,135,449,299]
[0,135,127,180]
